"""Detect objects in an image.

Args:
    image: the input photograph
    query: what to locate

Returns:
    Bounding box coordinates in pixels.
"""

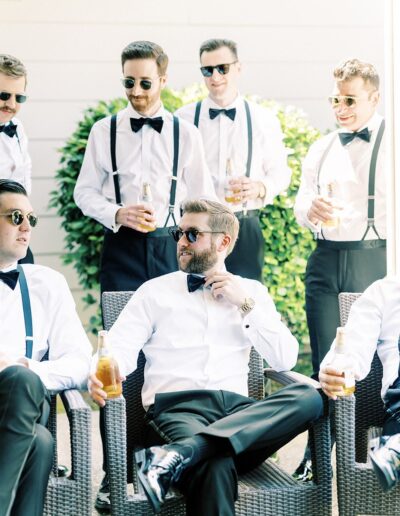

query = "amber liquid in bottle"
[323,182,340,228]
[139,182,156,232]
[331,327,355,396]
[96,330,122,399]
[224,158,241,203]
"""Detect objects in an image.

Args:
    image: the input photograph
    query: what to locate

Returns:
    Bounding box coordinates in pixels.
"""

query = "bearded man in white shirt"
[176,38,291,282]
[319,276,400,492]
[293,58,386,481]
[0,55,33,263]
[89,199,323,516]
[0,179,92,516]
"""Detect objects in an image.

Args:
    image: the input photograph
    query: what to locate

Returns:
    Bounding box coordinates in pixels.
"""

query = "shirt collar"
[205,93,242,111]
[0,262,18,273]
[126,102,166,119]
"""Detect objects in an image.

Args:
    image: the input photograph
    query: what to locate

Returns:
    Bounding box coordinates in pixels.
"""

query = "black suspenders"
[194,99,253,176]
[109,114,180,226]
[16,265,33,359]
[317,119,385,240]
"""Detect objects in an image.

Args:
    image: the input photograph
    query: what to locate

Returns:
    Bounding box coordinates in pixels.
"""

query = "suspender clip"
[26,336,33,341]
[367,195,375,199]
[170,176,177,181]
[367,218,375,226]
[168,204,175,214]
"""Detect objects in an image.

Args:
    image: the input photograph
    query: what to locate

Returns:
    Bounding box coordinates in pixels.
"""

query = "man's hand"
[204,272,248,309]
[228,177,265,203]
[319,365,347,400]
[307,196,341,225]
[115,204,156,232]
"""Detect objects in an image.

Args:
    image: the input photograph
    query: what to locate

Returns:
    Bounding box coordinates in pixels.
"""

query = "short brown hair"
[121,41,168,75]
[182,199,239,255]
[0,54,27,81]
[199,39,238,60]
[333,58,379,90]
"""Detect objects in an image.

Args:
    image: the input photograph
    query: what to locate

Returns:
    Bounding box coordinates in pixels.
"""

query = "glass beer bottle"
[322,182,340,228]
[96,330,122,399]
[224,158,241,204]
[330,326,355,396]
[139,182,156,232]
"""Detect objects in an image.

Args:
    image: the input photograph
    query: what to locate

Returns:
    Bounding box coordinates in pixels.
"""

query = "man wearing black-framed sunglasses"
[0,54,34,265]
[176,38,291,283]
[0,179,92,516]
[74,40,216,514]
[294,58,386,483]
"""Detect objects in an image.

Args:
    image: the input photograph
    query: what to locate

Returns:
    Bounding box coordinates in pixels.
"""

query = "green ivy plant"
[50,86,320,373]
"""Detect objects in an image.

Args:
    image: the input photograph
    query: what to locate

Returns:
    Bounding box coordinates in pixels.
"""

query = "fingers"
[228,177,259,201]
[116,205,156,232]
[88,374,107,407]
[319,367,346,400]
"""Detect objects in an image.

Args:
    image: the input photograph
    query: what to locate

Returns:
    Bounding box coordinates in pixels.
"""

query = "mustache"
[0,107,16,114]
[129,95,148,101]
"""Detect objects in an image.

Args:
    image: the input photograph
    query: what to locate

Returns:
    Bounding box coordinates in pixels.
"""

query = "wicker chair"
[335,292,400,515]
[102,290,332,516]
[43,390,92,516]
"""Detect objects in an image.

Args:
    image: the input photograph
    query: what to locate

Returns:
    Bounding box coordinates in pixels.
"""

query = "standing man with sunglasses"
[0,54,33,264]
[293,59,386,481]
[176,39,291,282]
[0,179,91,516]
[74,40,215,513]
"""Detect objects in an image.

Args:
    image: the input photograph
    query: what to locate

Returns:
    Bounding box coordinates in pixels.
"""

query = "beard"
[178,243,218,274]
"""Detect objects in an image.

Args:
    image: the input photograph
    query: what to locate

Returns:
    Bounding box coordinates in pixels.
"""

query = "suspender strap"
[361,119,385,240]
[244,100,253,177]
[164,116,179,227]
[110,114,122,205]
[17,265,33,359]
[194,101,202,128]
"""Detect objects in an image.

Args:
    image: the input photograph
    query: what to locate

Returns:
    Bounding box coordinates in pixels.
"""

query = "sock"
[165,434,229,468]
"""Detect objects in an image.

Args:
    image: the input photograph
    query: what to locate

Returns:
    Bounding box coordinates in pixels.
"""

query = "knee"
[0,366,46,408]
[33,424,54,465]
[290,383,324,421]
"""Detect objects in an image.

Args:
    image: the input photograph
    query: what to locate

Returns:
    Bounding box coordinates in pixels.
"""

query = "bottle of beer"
[96,330,122,399]
[224,158,241,203]
[330,327,355,396]
[322,182,340,228]
[139,182,156,232]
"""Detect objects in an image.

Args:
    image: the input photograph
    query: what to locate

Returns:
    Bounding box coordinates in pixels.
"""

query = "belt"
[316,239,387,250]
[234,209,260,220]
[105,225,176,238]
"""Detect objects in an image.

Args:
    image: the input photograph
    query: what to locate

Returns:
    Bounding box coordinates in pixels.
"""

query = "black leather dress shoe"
[138,446,185,514]
[370,434,400,491]
[94,474,110,514]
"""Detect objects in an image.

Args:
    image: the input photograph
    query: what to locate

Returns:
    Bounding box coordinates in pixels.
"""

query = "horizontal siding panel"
[30,177,57,215]
[1,23,383,64]
[29,140,63,178]
[30,216,66,254]
[33,253,83,291]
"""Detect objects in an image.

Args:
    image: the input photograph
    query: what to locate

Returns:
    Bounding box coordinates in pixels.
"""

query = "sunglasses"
[169,228,224,243]
[0,209,38,227]
[328,95,361,108]
[0,91,28,104]
[200,61,238,78]
[121,77,159,91]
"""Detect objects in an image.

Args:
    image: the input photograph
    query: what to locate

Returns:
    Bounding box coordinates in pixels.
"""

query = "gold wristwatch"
[239,297,255,315]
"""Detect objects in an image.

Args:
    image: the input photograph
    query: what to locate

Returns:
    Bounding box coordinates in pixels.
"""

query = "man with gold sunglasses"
[0,179,91,516]
[294,58,386,481]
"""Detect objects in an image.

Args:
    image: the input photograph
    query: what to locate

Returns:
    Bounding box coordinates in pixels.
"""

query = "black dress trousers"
[0,366,53,516]
[144,383,323,516]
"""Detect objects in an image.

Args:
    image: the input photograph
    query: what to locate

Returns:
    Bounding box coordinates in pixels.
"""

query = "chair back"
[338,292,385,462]
[102,290,265,481]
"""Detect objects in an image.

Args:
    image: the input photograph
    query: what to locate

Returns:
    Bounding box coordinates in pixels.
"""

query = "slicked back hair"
[182,199,239,255]
[333,58,380,91]
[121,41,168,75]
[199,39,238,60]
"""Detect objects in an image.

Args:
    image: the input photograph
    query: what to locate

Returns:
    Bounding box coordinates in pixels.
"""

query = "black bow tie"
[0,121,18,138]
[187,274,206,293]
[338,127,371,146]
[0,269,19,290]
[130,117,164,134]
[209,108,236,121]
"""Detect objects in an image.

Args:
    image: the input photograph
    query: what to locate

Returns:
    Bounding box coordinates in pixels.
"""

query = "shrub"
[50,86,320,373]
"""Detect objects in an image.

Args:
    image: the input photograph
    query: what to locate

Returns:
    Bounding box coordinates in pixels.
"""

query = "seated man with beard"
[89,199,323,515]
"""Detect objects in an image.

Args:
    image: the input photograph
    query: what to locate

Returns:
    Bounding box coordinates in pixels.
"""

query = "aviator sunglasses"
[169,228,225,243]
[200,61,238,77]
[0,209,38,227]
[121,77,159,91]
[0,91,28,104]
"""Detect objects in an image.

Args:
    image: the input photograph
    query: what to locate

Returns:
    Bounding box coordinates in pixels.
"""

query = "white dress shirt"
[0,263,92,391]
[105,270,298,409]
[294,113,385,241]
[74,103,216,231]
[0,117,32,193]
[320,276,400,398]
[176,96,291,210]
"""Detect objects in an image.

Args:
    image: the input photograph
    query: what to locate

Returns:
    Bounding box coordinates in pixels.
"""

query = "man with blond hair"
[294,58,386,481]
[89,199,323,515]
